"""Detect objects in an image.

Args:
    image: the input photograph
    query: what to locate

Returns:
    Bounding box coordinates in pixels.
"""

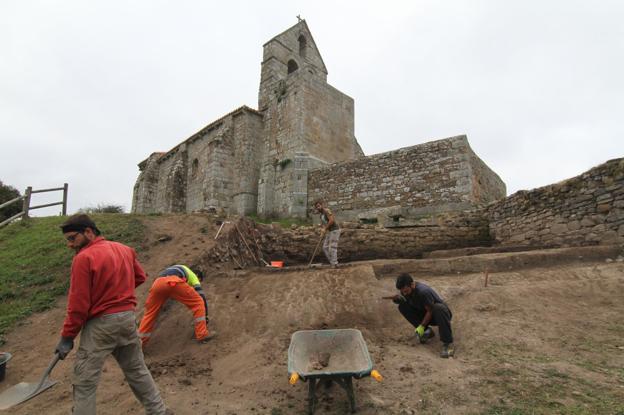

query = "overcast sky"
[1,1,622,216]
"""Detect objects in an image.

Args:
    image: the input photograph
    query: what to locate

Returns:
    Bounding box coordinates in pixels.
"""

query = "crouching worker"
[390,273,455,358]
[138,265,214,347]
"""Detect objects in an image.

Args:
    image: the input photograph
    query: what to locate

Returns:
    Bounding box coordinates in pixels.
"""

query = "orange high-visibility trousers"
[138,276,209,346]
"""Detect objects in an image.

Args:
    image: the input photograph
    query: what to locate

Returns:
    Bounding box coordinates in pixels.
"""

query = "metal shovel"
[0,354,60,410]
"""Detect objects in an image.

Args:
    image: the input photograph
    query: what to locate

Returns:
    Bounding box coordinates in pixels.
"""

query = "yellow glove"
[415,325,425,337]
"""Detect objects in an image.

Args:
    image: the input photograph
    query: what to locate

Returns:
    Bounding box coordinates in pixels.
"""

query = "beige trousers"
[72,311,166,415]
[322,229,341,266]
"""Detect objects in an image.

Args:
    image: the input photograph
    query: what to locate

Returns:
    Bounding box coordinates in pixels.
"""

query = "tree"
[0,181,22,221]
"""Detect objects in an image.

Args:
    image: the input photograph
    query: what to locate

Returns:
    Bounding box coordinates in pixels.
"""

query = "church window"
[298,35,307,58]
[191,158,199,178]
[288,59,299,74]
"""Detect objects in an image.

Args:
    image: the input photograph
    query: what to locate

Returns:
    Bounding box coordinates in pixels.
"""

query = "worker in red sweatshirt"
[55,214,169,414]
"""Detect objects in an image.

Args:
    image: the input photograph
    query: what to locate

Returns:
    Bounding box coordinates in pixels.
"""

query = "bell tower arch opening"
[298,34,307,58]
[287,59,299,74]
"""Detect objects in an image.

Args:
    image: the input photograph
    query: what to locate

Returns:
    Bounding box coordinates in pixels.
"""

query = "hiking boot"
[440,343,455,358]
[198,332,217,344]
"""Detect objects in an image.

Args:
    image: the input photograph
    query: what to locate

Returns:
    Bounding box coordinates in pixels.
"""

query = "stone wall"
[202,212,491,267]
[307,135,505,222]
[132,107,263,215]
[132,152,163,213]
[486,158,624,246]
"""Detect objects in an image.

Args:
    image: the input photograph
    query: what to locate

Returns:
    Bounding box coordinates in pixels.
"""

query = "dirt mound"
[2,215,623,414]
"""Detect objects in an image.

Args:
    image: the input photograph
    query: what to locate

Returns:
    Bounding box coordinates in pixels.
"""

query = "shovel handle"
[35,354,61,390]
[308,233,324,267]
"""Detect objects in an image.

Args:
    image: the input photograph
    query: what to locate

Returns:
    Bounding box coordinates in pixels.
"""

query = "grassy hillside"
[0,214,145,344]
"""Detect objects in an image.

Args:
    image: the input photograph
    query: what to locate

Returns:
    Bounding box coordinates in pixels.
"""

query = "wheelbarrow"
[287,329,382,414]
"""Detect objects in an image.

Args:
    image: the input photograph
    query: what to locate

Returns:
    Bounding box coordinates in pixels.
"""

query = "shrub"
[78,204,125,214]
[0,181,22,221]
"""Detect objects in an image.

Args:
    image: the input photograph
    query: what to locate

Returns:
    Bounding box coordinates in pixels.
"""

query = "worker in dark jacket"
[56,214,168,414]
[390,273,455,358]
[138,265,213,347]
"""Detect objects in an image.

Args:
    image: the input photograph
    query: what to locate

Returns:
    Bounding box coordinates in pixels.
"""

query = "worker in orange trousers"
[138,265,213,346]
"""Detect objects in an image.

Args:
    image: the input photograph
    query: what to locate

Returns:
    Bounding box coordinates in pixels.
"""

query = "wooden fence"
[0,183,68,228]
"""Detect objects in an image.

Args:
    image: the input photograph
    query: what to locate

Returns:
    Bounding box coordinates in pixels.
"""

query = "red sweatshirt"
[61,237,147,338]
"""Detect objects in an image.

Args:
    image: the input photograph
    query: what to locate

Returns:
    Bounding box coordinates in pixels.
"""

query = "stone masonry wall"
[300,76,362,163]
[486,158,624,246]
[132,107,263,215]
[264,211,490,263]
[132,152,163,213]
[308,135,505,222]
[201,212,491,268]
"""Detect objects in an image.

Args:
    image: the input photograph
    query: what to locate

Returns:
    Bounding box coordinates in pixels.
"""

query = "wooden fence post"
[22,186,32,219]
[62,183,68,216]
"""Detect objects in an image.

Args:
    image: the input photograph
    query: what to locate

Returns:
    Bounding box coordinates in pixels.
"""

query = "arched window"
[191,158,199,179]
[287,59,299,74]
[298,35,307,58]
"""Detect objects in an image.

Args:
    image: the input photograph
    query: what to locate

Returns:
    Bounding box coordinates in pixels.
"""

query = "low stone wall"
[486,158,624,247]
[256,211,490,264]
[307,135,505,222]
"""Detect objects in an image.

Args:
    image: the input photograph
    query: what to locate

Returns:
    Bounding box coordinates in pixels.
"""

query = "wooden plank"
[0,196,24,210]
[31,187,65,194]
[0,212,24,228]
[22,187,32,219]
[29,201,64,210]
[62,183,68,216]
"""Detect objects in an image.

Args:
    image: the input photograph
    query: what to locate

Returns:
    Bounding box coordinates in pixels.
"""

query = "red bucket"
[270,261,284,268]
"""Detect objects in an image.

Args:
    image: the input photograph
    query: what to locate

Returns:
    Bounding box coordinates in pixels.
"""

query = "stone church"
[132,20,506,221]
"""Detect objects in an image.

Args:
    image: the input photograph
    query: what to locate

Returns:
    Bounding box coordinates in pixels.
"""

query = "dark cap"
[60,214,101,235]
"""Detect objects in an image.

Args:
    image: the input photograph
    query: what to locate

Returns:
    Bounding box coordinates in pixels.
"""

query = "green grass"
[0,214,145,344]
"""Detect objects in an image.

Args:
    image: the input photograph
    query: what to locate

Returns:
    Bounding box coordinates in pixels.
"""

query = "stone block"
[600,231,619,245]
[596,203,611,214]
[605,209,624,223]
[567,220,581,231]
[550,223,568,234]
[580,217,595,227]
[584,233,601,243]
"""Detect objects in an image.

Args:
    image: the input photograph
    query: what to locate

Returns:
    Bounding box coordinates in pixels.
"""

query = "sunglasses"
[65,232,83,242]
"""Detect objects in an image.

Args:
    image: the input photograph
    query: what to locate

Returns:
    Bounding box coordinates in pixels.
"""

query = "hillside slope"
[1,214,623,414]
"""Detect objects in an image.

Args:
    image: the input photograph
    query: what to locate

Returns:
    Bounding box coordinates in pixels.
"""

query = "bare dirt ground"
[2,215,624,414]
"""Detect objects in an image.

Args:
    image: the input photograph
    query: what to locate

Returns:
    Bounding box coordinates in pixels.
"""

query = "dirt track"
[2,216,624,414]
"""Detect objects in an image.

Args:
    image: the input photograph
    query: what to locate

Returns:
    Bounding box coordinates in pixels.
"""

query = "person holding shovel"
[314,199,341,268]
[386,273,455,358]
[56,214,168,414]
[138,265,214,347]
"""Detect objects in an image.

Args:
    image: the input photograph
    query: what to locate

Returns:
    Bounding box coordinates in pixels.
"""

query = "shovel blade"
[0,379,58,410]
